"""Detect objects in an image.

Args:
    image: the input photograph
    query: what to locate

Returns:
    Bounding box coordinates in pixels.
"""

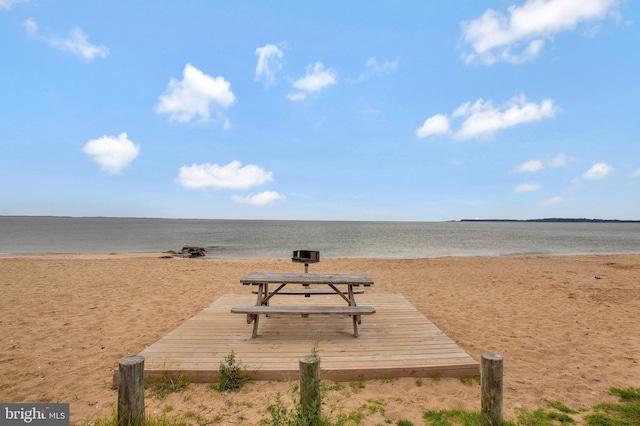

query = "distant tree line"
[460,218,640,223]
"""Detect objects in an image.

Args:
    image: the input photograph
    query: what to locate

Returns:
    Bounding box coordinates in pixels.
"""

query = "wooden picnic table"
[231,272,375,338]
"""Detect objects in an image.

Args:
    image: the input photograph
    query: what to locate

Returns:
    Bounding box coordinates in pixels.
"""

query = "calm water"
[1,216,639,258]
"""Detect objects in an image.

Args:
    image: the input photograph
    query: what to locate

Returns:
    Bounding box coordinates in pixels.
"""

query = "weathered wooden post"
[118,355,145,426]
[481,352,503,426]
[299,355,321,425]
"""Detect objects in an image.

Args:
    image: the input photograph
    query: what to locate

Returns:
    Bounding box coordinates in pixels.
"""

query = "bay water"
[1,216,639,258]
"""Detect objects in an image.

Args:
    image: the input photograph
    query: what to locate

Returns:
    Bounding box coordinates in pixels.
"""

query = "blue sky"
[1,0,638,221]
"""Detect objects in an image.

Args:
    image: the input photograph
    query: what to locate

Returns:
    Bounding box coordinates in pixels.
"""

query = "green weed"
[147,371,188,400]
[546,400,580,414]
[214,350,250,392]
[423,408,483,425]
[349,378,366,393]
[516,407,575,425]
[459,374,481,386]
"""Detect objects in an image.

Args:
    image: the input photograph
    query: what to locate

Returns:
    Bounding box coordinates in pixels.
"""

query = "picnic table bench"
[251,287,364,296]
[232,272,375,338]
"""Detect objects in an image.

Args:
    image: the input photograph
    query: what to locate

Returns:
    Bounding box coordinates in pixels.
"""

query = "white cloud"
[418,94,557,141]
[583,162,613,179]
[293,62,337,92]
[547,153,569,167]
[24,17,37,37]
[542,196,563,206]
[232,191,286,206]
[513,160,544,172]
[513,153,572,172]
[287,92,307,102]
[24,18,108,61]
[176,160,273,190]
[461,0,619,65]
[500,38,546,64]
[288,62,337,100]
[155,63,235,123]
[82,133,140,174]
[1,0,27,11]
[455,95,557,140]
[631,169,640,178]
[255,43,284,87]
[357,57,398,81]
[515,182,541,192]
[416,114,450,138]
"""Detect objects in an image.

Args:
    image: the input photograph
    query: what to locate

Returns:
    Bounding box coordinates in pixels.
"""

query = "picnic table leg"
[351,284,359,337]
[348,285,363,325]
[251,313,260,338]
[348,285,356,306]
[263,283,271,318]
[255,283,264,306]
[245,284,263,325]
[249,284,266,338]
[352,314,358,337]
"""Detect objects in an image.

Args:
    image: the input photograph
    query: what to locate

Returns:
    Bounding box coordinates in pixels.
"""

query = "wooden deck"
[128,294,479,384]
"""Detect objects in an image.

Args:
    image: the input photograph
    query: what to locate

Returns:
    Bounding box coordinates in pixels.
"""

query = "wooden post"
[118,355,145,426]
[299,355,321,425]
[481,352,503,426]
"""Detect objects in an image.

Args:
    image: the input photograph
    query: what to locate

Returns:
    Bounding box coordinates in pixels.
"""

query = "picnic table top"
[240,272,374,286]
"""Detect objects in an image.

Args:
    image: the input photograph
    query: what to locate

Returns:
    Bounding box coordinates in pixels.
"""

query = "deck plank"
[126,294,479,384]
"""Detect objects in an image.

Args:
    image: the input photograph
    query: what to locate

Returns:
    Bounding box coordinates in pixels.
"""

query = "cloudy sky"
[1,0,638,221]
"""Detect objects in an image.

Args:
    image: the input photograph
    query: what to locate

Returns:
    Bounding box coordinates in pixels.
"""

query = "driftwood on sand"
[163,245,206,258]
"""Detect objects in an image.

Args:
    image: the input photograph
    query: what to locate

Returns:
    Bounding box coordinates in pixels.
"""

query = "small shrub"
[264,391,294,425]
[215,350,250,392]
[264,388,343,426]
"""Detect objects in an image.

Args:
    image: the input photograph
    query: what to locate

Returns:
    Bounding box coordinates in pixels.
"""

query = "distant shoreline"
[2,215,639,223]
[460,218,640,223]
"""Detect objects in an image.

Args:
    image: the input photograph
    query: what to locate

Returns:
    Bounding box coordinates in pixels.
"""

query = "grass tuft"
[423,408,483,425]
[584,387,640,425]
[147,371,188,400]
[459,375,481,386]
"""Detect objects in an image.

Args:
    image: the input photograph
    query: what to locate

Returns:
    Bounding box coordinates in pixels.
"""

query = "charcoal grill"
[292,250,320,273]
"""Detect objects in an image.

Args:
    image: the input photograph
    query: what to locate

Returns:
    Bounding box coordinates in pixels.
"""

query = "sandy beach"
[1,253,639,425]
